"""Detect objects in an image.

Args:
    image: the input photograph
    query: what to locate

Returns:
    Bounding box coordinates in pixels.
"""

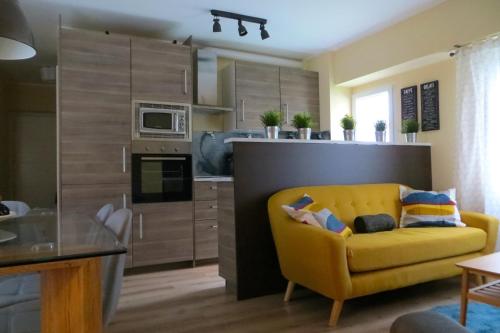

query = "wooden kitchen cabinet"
[131,37,192,103]
[217,182,236,290]
[193,181,219,261]
[279,67,320,131]
[59,28,132,215]
[222,61,319,131]
[132,202,194,267]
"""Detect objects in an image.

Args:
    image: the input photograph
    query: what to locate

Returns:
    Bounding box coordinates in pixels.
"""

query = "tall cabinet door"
[279,67,320,131]
[59,28,131,214]
[235,61,280,130]
[131,37,192,103]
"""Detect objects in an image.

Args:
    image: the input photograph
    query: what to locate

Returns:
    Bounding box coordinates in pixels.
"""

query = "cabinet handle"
[284,103,289,125]
[209,225,218,230]
[241,99,245,122]
[139,213,143,240]
[122,193,127,209]
[210,185,217,190]
[210,205,218,209]
[122,146,126,173]
[183,69,188,95]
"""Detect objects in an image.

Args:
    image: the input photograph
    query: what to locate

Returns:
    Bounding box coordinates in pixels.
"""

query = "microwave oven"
[134,102,191,140]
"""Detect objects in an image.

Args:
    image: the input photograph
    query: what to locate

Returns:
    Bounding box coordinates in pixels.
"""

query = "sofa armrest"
[460,210,499,254]
[268,212,352,300]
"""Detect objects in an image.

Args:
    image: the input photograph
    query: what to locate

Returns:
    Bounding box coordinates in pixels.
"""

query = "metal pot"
[375,131,386,143]
[405,132,417,143]
[265,126,280,139]
[343,129,355,141]
[298,128,312,140]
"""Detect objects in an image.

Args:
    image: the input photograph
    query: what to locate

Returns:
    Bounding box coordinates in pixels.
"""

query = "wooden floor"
[107,264,461,333]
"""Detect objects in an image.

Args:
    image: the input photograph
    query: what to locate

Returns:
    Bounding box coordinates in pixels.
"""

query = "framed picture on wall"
[401,86,418,126]
[421,80,440,131]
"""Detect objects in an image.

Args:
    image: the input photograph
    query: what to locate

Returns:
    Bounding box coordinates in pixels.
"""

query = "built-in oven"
[132,154,192,203]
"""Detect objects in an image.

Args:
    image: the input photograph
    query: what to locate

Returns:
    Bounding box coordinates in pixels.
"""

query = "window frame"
[351,85,395,143]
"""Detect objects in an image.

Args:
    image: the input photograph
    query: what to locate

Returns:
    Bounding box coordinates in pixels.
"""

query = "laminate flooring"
[107,264,462,333]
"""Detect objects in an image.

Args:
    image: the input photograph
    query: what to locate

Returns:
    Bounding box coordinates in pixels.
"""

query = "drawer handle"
[210,186,217,190]
[209,225,218,230]
[210,205,218,209]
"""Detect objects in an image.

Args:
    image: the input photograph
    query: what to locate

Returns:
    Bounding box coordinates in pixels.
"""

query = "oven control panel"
[132,140,192,154]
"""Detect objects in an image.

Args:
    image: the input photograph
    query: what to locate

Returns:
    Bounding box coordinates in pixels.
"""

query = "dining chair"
[95,203,114,224]
[0,201,30,217]
[0,208,132,332]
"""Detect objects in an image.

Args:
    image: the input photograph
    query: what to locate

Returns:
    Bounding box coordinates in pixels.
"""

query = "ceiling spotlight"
[238,19,247,37]
[260,24,270,40]
[212,17,221,32]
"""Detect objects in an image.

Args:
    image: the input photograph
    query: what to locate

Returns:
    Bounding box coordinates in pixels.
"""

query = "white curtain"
[455,37,500,250]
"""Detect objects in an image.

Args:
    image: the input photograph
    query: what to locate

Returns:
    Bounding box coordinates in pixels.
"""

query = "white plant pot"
[405,132,417,143]
[298,128,312,140]
[343,129,355,141]
[265,126,280,139]
[375,131,386,142]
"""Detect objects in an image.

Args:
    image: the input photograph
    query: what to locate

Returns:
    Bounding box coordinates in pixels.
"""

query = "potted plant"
[375,120,386,143]
[292,112,313,140]
[401,119,419,143]
[260,110,282,139]
[340,114,355,141]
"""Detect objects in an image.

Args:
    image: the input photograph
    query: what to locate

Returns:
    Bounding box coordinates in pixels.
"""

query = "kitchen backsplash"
[192,130,331,177]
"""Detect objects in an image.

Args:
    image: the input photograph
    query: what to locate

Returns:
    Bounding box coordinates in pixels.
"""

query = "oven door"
[132,154,192,203]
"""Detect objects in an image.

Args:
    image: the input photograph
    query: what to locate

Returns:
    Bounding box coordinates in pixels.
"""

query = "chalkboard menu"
[421,80,440,131]
[401,86,418,124]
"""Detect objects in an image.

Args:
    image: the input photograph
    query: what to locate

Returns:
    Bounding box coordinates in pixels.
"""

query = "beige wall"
[351,60,455,190]
[332,0,500,84]
[2,82,56,204]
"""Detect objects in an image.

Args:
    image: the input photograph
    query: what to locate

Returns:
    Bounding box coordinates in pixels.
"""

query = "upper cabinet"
[234,61,281,130]
[131,37,192,103]
[223,60,320,131]
[279,67,320,131]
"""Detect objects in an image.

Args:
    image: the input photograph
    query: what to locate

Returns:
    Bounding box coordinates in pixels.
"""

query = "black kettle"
[0,203,10,216]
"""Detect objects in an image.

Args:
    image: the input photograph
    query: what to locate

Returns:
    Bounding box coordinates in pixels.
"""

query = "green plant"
[292,112,313,129]
[340,114,355,130]
[401,119,419,133]
[375,120,386,131]
[260,110,282,127]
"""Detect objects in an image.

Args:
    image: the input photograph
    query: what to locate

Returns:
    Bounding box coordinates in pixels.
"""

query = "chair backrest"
[101,208,132,326]
[95,204,114,224]
[1,201,30,217]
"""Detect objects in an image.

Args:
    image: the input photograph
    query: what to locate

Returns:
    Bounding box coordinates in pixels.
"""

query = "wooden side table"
[456,253,500,326]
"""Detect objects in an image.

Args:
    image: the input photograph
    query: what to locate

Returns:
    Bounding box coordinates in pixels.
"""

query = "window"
[352,87,393,142]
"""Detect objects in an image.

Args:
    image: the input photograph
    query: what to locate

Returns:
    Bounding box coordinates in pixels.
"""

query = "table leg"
[460,270,469,326]
[41,258,102,333]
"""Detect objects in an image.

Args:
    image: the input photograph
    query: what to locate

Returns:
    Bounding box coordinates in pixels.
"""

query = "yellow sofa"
[267,183,499,327]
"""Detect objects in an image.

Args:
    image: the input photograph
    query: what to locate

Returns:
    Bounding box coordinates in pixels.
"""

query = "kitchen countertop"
[223,138,431,146]
[193,176,234,182]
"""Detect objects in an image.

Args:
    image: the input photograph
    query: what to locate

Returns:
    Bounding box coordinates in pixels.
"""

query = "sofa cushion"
[346,227,487,272]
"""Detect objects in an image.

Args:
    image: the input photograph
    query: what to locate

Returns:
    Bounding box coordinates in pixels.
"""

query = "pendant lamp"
[0,0,36,60]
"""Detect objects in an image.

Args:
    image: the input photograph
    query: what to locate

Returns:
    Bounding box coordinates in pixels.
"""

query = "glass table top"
[0,211,126,268]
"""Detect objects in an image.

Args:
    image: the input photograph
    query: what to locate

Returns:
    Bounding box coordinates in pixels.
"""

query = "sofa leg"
[329,300,344,327]
[284,281,295,302]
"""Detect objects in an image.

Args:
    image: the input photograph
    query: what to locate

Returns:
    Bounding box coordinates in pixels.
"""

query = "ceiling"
[1,0,444,82]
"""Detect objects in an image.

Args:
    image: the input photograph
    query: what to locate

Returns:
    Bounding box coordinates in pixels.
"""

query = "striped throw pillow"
[399,186,465,228]
[282,194,352,238]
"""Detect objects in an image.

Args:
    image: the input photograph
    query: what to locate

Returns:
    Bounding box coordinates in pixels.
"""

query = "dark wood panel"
[229,142,432,300]
[132,202,193,267]
[194,219,218,260]
[131,37,192,103]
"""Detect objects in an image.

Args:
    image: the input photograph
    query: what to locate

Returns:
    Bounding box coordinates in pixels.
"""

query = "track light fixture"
[260,24,269,40]
[238,19,247,37]
[210,9,270,40]
[212,17,221,32]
